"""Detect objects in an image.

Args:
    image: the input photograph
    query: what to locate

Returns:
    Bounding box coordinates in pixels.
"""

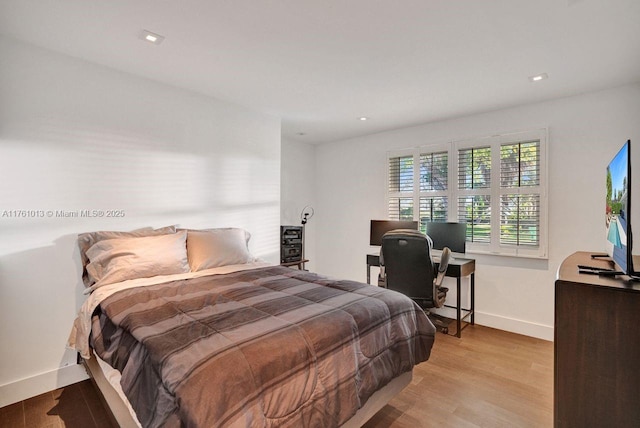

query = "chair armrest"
[434,247,451,287]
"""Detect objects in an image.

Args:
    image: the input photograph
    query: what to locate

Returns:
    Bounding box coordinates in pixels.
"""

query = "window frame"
[387,129,548,259]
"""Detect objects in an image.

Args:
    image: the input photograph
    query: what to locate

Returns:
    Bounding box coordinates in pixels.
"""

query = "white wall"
[280,138,316,271]
[0,36,281,406]
[314,83,640,341]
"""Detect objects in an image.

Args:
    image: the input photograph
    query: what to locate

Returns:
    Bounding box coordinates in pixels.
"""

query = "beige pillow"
[78,226,176,287]
[187,228,253,271]
[86,231,189,288]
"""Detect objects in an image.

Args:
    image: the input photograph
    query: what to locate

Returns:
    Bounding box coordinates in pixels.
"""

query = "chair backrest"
[381,229,436,304]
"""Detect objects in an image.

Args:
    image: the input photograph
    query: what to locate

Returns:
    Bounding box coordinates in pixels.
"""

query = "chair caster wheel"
[442,328,448,334]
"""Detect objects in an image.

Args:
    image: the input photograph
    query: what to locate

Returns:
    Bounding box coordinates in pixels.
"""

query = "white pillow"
[77,225,177,287]
[187,228,253,271]
[86,231,189,288]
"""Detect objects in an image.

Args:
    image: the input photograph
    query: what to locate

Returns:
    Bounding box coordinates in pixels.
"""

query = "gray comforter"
[90,266,435,427]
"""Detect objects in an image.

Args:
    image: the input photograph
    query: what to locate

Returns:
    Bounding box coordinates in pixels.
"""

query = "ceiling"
[1,0,639,144]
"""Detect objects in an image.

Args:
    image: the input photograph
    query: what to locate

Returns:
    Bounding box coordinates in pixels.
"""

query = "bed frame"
[83,355,138,428]
[82,353,411,427]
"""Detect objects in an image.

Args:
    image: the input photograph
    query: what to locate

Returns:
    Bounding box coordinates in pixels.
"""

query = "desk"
[366,253,475,337]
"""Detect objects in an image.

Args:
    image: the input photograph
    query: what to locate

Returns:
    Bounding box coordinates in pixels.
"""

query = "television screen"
[425,222,467,254]
[370,220,418,246]
[605,140,633,274]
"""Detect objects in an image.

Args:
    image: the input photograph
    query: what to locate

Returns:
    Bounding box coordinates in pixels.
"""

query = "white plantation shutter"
[419,197,448,221]
[500,141,540,187]
[457,146,492,243]
[386,129,547,259]
[458,195,491,243]
[418,150,448,232]
[420,152,448,191]
[388,155,413,193]
[388,197,413,220]
[499,141,541,248]
[388,155,414,220]
[458,147,491,189]
[419,197,447,230]
[500,194,540,246]
[388,148,449,230]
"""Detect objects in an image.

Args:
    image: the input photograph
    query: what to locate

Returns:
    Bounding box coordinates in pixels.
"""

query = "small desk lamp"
[300,205,314,267]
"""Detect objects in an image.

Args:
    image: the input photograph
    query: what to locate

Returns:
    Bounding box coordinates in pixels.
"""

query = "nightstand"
[281,259,308,270]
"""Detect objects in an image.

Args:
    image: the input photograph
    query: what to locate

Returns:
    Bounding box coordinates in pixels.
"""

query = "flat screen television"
[370,220,418,246]
[603,140,635,276]
[424,222,467,254]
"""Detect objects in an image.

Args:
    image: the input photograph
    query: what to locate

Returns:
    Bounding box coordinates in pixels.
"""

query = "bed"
[68,226,436,427]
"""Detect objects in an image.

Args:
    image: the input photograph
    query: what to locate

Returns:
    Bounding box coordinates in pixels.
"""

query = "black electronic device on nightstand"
[280,225,303,263]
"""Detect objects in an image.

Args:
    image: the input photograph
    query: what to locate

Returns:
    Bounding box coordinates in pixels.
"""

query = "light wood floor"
[363,325,554,428]
[1,325,553,428]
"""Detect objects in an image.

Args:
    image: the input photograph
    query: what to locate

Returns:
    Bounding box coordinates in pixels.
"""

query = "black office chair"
[379,229,451,331]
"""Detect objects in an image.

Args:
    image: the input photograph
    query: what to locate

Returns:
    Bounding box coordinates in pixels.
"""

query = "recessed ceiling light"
[358,117,369,121]
[528,73,549,82]
[140,30,165,45]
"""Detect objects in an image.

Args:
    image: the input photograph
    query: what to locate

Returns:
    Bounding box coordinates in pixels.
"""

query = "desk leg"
[367,264,371,285]
[456,276,462,338]
[471,272,475,325]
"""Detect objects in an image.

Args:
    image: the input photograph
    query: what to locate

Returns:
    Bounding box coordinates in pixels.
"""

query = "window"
[387,130,547,258]
[388,147,449,234]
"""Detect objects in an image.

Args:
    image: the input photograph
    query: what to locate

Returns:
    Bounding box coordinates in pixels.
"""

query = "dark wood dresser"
[555,252,640,427]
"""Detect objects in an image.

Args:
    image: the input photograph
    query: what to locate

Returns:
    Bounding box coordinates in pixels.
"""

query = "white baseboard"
[474,311,553,341]
[433,307,553,341]
[0,364,89,408]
